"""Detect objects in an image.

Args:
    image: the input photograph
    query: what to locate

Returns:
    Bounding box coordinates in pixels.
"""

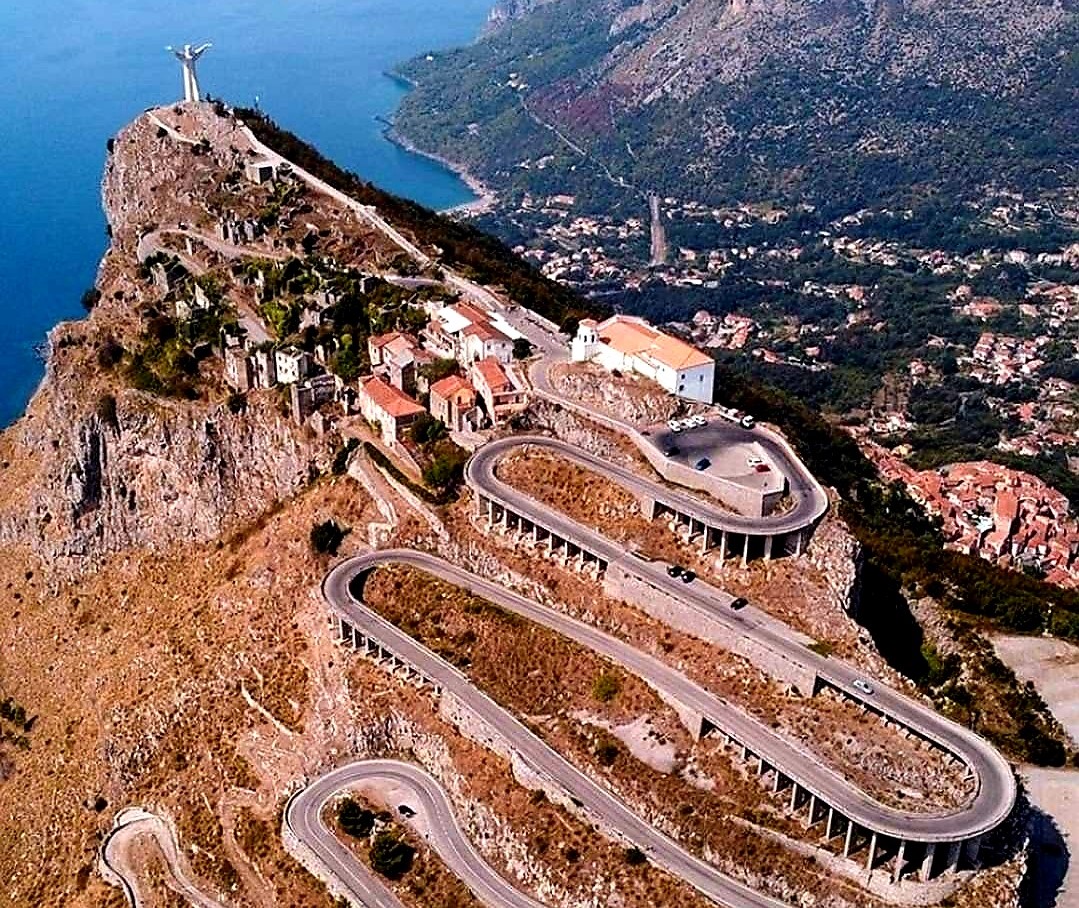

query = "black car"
[667,564,684,578]
[680,570,697,583]
[663,445,680,457]
[730,597,749,610]
[695,457,711,471]
[398,804,416,818]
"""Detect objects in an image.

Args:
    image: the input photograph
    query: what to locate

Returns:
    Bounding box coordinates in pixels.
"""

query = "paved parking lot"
[645,419,786,496]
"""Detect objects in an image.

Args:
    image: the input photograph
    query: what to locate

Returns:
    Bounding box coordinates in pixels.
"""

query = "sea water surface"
[0,0,489,426]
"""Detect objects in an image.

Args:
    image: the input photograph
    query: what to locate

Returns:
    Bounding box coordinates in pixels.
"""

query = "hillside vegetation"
[395,0,1079,214]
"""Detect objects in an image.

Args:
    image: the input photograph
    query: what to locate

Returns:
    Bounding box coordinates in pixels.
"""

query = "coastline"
[378,68,498,217]
[382,122,498,217]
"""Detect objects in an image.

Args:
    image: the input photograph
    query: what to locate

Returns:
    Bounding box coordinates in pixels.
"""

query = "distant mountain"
[395,0,1079,214]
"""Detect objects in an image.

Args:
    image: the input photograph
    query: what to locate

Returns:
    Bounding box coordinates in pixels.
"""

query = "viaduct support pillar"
[764,534,773,562]
[825,807,837,840]
[893,840,907,883]
[920,843,937,882]
[844,822,856,858]
[945,841,962,875]
[866,832,878,872]
[964,836,981,868]
[701,526,711,555]
[718,531,727,568]
[743,533,751,568]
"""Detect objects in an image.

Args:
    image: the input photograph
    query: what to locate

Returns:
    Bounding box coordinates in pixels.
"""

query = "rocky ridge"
[0,113,329,579]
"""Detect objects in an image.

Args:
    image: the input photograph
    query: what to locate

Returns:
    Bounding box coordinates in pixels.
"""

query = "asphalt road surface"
[286,760,548,908]
[470,434,826,537]
[322,553,795,908]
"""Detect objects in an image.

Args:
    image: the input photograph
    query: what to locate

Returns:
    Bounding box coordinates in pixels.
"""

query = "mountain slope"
[395,0,1079,212]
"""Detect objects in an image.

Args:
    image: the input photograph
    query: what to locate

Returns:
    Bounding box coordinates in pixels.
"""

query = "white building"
[424,303,520,366]
[572,315,714,403]
[275,345,312,385]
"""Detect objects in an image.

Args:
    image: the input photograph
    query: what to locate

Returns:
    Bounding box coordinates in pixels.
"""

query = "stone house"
[357,375,426,446]
[275,345,312,385]
[429,374,478,432]
[470,356,527,427]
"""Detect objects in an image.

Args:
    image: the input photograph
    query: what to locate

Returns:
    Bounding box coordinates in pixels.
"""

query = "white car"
[852,679,874,695]
[667,419,682,433]
[690,414,706,428]
[747,456,763,467]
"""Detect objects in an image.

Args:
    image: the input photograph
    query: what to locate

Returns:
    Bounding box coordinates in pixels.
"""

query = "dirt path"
[101,808,225,907]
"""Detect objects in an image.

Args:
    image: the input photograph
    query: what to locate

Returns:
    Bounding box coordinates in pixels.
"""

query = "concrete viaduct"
[324,551,1015,890]
[467,436,828,567]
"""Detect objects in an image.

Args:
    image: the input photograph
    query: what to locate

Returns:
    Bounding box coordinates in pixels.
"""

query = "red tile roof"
[359,375,425,419]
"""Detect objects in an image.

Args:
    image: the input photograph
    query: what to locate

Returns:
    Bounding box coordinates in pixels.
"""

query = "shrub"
[625,846,647,866]
[338,798,375,838]
[369,829,414,879]
[595,741,620,766]
[97,339,125,369]
[310,520,348,556]
[95,394,119,431]
[332,438,359,475]
[592,671,622,703]
[227,393,247,415]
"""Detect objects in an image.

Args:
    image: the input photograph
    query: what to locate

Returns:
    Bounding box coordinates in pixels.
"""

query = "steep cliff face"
[0,113,329,579]
[0,371,319,578]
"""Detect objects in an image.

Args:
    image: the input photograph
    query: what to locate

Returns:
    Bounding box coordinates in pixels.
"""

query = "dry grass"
[0,475,380,907]
[361,565,886,908]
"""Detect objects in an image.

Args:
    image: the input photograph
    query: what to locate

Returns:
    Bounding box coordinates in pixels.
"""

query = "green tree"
[512,337,535,360]
[81,288,102,312]
[369,829,414,879]
[592,671,621,703]
[338,798,375,838]
[310,520,348,556]
[330,333,361,381]
[410,412,447,447]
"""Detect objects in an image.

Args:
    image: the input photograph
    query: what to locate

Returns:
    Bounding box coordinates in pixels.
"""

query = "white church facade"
[571,315,715,403]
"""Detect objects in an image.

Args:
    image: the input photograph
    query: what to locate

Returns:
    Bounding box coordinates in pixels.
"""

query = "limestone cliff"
[0,113,328,579]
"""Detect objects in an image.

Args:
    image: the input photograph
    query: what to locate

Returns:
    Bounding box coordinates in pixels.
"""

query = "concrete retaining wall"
[604,562,819,694]
[437,691,627,843]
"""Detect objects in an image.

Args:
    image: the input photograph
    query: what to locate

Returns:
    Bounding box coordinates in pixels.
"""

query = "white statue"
[167,43,212,103]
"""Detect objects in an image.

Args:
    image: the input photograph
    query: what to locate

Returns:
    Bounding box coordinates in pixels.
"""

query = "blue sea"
[0,0,490,426]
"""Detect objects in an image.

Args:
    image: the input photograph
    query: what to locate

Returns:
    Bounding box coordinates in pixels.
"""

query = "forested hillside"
[395,0,1079,214]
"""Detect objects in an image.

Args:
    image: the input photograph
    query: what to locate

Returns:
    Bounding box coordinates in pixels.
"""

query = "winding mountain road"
[470,433,826,537]
[316,552,794,908]
[285,760,547,908]
[326,551,1015,846]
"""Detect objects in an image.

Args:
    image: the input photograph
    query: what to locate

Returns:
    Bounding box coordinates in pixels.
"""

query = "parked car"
[667,419,682,433]
[852,679,874,695]
[663,445,680,457]
[729,597,749,610]
[695,457,711,471]
[741,414,756,429]
[680,570,697,583]
[747,456,763,467]
[398,804,416,817]
[667,564,684,578]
